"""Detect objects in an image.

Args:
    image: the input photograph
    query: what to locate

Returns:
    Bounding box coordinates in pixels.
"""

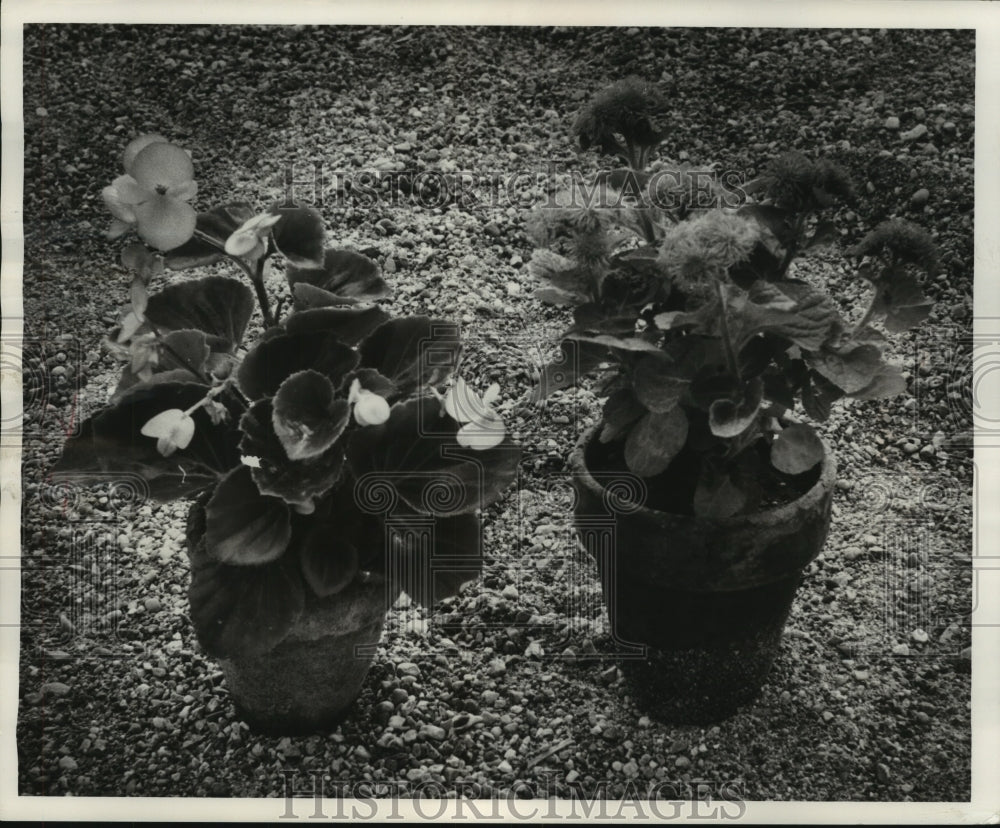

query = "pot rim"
[568,423,837,527]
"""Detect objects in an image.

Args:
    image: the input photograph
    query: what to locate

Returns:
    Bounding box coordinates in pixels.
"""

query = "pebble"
[497,759,513,774]
[42,682,71,697]
[884,116,900,130]
[390,688,409,706]
[876,762,891,784]
[143,597,161,612]
[487,658,507,676]
[58,756,78,771]
[396,662,421,678]
[911,629,930,644]
[901,124,928,142]
[501,585,519,600]
[420,724,447,741]
[892,644,911,656]
[674,756,691,769]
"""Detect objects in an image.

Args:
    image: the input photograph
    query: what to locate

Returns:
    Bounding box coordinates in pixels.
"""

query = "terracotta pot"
[218,580,389,735]
[567,426,836,724]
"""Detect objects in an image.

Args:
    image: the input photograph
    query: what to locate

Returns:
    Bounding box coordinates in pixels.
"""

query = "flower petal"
[456,414,506,450]
[133,196,197,252]
[102,182,139,221]
[122,134,169,174]
[353,389,391,426]
[131,142,195,191]
[111,174,153,206]
[167,179,198,202]
[444,377,492,424]
[224,230,262,257]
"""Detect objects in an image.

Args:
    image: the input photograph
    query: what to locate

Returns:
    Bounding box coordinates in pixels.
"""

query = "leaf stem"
[191,228,275,326]
[716,281,741,382]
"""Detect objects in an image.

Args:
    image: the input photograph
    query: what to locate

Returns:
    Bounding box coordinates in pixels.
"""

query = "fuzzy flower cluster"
[657,210,760,295]
[846,219,940,273]
[756,151,855,210]
[573,76,669,151]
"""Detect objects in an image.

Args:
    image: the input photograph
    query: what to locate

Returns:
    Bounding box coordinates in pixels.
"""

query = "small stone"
[354,746,372,762]
[822,711,834,722]
[374,700,395,723]
[501,585,519,600]
[876,762,891,784]
[58,756,78,771]
[388,715,406,730]
[497,759,514,774]
[598,666,618,685]
[487,658,507,676]
[638,716,651,728]
[144,597,162,612]
[892,644,910,656]
[901,123,928,142]
[884,116,900,130]
[42,682,71,697]
[668,739,688,754]
[909,188,930,208]
[674,756,691,770]
[390,688,409,706]
[483,221,502,237]
[421,724,447,741]
[853,670,870,681]
[912,629,930,644]
[566,769,580,783]
[396,662,421,678]
[919,444,936,459]
[482,690,499,705]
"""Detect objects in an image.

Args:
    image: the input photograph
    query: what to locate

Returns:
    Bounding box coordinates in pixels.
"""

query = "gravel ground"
[15,25,974,803]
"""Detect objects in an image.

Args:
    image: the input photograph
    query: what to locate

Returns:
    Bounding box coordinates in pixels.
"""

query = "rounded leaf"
[771,423,825,475]
[272,370,350,461]
[623,407,689,477]
[205,466,292,565]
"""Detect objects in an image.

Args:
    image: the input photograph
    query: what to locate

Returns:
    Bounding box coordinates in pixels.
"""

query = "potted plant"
[528,82,938,723]
[52,135,521,734]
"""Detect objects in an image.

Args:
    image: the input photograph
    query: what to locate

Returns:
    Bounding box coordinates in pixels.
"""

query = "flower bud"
[349,379,390,426]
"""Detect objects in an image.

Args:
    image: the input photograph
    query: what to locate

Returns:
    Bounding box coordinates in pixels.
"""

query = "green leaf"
[623,407,689,477]
[693,463,747,519]
[204,466,292,565]
[801,371,843,421]
[397,511,484,606]
[632,353,689,413]
[771,423,824,475]
[739,204,797,248]
[599,389,647,443]
[239,399,348,507]
[358,317,462,397]
[530,339,609,402]
[299,527,360,598]
[284,306,390,346]
[286,248,390,308]
[187,497,304,659]
[709,378,764,439]
[870,265,933,333]
[566,332,662,354]
[164,202,256,270]
[144,276,255,348]
[807,342,882,394]
[345,396,521,515]
[729,281,840,351]
[51,382,241,502]
[271,370,350,461]
[533,286,587,307]
[272,205,326,268]
[237,330,359,400]
[851,361,907,400]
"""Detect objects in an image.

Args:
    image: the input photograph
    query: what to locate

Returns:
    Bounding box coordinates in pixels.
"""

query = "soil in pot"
[570,427,835,724]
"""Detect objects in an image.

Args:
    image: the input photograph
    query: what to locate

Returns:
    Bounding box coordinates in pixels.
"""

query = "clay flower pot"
[217,579,392,735]
[568,426,836,724]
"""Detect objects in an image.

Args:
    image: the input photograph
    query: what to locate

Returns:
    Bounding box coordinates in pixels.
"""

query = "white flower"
[224,211,282,259]
[443,377,506,450]
[348,378,391,426]
[141,408,195,457]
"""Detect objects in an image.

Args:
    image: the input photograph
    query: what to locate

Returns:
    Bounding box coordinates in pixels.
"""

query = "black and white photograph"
[1,1,997,821]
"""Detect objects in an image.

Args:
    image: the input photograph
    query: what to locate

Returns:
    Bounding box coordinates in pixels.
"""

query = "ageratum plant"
[529,83,937,517]
[54,135,521,677]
